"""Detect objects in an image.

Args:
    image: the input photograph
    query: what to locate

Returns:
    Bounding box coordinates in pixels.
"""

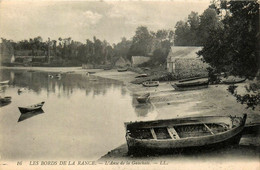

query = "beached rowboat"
[125,114,247,154]
[18,101,45,114]
[117,68,128,72]
[135,74,148,78]
[136,93,150,103]
[171,78,209,91]
[142,81,159,87]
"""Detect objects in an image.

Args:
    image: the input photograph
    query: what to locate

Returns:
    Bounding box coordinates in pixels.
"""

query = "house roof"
[167,46,202,62]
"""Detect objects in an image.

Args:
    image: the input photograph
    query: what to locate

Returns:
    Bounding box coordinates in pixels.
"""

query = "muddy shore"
[2,66,260,162]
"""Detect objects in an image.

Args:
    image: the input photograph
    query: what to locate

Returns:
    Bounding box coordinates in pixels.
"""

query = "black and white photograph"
[0,0,259,169]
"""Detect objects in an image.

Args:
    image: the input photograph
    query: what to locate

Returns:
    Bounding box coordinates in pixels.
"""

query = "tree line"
[0,27,174,66]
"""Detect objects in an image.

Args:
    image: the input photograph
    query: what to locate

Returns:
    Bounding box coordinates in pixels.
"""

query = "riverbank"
[95,69,260,162]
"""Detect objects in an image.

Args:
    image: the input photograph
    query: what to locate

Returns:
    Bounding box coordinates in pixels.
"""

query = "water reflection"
[18,109,44,122]
[0,69,123,98]
[0,68,154,160]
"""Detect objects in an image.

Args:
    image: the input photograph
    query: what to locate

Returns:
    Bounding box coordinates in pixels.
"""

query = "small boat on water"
[125,114,247,155]
[48,75,54,78]
[0,80,9,85]
[142,81,159,87]
[117,68,128,72]
[136,93,150,103]
[135,74,148,78]
[0,96,12,103]
[18,101,45,114]
[172,78,209,91]
[18,88,26,94]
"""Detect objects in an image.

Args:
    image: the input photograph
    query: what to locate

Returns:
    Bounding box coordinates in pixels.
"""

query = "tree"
[127,26,153,60]
[198,0,259,78]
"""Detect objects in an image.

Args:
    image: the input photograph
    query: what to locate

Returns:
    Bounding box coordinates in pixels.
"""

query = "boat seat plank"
[204,124,214,135]
[167,127,180,139]
[150,128,157,139]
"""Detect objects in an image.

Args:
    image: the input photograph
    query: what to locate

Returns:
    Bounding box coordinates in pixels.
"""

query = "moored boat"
[117,68,128,72]
[142,81,159,87]
[18,88,26,94]
[125,114,247,154]
[87,71,96,74]
[222,77,246,84]
[171,78,209,91]
[135,74,148,78]
[18,101,45,114]
[136,93,150,103]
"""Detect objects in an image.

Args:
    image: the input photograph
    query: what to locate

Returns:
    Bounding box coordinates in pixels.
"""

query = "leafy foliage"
[198,0,259,78]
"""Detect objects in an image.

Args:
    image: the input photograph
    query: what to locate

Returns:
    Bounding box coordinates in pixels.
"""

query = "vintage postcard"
[0,0,259,169]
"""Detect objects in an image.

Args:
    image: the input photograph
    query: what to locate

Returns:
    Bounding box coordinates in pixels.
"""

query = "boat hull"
[117,69,127,72]
[136,93,150,103]
[18,102,45,114]
[127,129,244,155]
[125,114,247,155]
[172,83,208,91]
[18,107,43,114]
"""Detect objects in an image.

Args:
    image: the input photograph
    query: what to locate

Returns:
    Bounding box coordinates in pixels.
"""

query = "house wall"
[175,58,209,79]
[131,56,150,66]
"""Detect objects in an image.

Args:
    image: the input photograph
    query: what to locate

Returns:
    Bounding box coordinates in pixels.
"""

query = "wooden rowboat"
[135,74,148,78]
[171,78,209,91]
[117,68,128,72]
[142,81,159,87]
[136,93,150,103]
[125,114,247,154]
[222,77,246,84]
[18,101,45,114]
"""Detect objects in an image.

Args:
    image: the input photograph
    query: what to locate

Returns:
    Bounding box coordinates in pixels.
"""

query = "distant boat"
[48,75,54,78]
[18,101,45,114]
[117,68,128,72]
[18,88,26,94]
[222,77,246,84]
[125,114,247,155]
[136,93,150,103]
[0,96,12,103]
[135,74,148,78]
[87,71,96,74]
[0,80,9,85]
[171,78,209,91]
[142,81,159,87]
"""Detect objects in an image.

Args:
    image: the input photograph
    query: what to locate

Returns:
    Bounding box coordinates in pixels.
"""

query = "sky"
[0,0,210,44]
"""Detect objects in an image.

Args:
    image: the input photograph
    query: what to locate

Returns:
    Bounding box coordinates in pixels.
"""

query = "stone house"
[114,57,131,67]
[131,56,150,67]
[167,46,209,79]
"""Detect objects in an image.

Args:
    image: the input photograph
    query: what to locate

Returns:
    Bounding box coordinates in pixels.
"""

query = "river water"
[0,69,156,161]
